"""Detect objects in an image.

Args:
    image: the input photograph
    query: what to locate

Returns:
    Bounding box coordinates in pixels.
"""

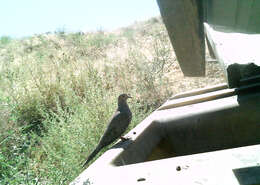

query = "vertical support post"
[157,0,205,76]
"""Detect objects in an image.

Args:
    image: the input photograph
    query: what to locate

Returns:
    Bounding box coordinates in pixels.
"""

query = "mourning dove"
[82,94,132,167]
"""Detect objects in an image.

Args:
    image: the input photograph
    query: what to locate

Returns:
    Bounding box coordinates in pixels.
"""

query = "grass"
[0,17,225,184]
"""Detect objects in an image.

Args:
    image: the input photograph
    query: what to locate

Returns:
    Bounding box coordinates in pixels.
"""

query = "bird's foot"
[120,136,131,141]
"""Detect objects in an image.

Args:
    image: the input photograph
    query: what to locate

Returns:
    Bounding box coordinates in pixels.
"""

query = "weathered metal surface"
[158,87,234,111]
[71,85,260,185]
[170,83,228,100]
[71,145,260,185]
[205,23,260,88]
[156,0,205,77]
[113,85,260,164]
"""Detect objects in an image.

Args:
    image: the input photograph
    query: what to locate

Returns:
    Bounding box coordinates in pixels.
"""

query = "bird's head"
[118,94,132,103]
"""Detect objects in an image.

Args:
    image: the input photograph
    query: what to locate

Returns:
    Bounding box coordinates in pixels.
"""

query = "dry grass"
[100,17,225,106]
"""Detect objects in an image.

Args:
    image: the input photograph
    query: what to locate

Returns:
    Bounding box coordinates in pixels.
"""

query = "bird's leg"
[120,136,130,141]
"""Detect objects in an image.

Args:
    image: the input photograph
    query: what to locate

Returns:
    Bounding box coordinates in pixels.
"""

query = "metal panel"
[207,0,238,28]
[248,0,260,33]
[235,0,253,32]
[206,0,260,33]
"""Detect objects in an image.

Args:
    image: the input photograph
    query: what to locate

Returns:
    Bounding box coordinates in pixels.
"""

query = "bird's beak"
[127,95,132,99]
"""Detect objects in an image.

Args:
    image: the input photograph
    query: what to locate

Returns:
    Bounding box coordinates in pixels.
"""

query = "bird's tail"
[82,145,102,168]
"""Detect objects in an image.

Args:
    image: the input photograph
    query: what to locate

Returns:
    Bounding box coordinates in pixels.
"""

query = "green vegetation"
[0,36,12,46]
[0,17,224,184]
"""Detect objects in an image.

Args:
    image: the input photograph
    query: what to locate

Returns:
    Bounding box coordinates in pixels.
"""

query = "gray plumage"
[82,94,132,167]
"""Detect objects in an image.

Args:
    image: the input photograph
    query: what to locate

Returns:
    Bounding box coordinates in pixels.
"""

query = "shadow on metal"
[233,166,260,185]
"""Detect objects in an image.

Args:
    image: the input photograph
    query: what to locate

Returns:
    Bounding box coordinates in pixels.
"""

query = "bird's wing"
[107,110,131,133]
[83,111,130,167]
[98,111,131,148]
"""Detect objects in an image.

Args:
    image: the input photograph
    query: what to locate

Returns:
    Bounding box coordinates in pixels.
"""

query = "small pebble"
[176,166,181,171]
[137,178,146,182]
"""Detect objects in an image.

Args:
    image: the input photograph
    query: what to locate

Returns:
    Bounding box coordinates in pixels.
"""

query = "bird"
[82,94,132,167]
